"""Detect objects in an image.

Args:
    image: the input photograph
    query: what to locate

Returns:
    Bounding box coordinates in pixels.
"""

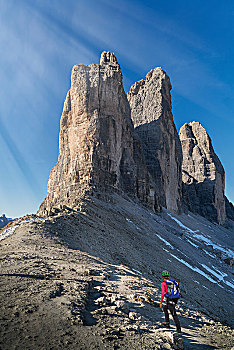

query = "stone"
[128,311,138,320]
[162,332,183,350]
[115,300,125,308]
[105,306,117,314]
[38,52,159,215]
[127,68,183,213]
[95,296,107,306]
[116,301,131,314]
[179,121,226,224]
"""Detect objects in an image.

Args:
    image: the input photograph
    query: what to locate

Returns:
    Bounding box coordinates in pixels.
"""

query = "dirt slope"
[0,194,233,349]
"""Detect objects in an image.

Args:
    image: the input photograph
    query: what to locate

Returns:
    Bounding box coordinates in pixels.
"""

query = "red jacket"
[160,281,168,303]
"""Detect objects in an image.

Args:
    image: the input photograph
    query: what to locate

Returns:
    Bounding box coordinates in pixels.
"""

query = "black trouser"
[163,298,181,331]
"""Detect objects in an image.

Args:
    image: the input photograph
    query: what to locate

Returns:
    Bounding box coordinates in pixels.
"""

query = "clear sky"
[0,0,233,218]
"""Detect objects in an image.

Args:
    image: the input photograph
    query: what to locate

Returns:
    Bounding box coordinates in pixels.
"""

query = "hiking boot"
[175,329,182,333]
[162,322,170,328]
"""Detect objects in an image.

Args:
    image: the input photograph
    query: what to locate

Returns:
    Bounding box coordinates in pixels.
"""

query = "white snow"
[193,233,234,259]
[203,250,216,258]
[169,253,217,284]
[162,247,169,253]
[212,267,228,278]
[0,217,43,241]
[193,233,213,245]
[225,280,234,289]
[155,234,174,249]
[126,218,133,223]
[0,225,18,241]
[201,264,226,282]
[166,213,234,261]
[126,218,142,231]
[132,268,142,275]
[186,238,199,248]
[202,265,234,290]
[167,213,197,233]
[169,252,232,289]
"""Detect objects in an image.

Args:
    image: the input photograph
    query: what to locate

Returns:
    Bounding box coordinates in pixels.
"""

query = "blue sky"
[0,0,233,218]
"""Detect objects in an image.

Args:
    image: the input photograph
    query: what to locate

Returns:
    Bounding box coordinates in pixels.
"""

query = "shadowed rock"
[127,68,183,214]
[179,121,226,224]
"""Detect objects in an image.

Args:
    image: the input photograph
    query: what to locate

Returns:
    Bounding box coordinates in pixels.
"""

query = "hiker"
[160,270,181,333]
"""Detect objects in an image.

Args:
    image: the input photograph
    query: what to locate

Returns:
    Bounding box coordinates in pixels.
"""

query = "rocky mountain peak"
[38,52,159,215]
[100,51,119,66]
[179,121,226,224]
[38,52,232,225]
[127,67,182,213]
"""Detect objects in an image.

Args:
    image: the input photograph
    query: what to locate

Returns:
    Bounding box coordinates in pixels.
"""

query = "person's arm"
[160,282,167,308]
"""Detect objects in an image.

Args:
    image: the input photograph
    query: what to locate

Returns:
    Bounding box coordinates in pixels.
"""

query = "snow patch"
[201,264,226,282]
[203,250,216,258]
[162,247,169,253]
[126,218,142,231]
[169,253,217,284]
[186,239,199,248]
[225,281,234,289]
[132,268,142,275]
[0,217,43,241]
[155,234,174,249]
[193,234,234,259]
[0,225,18,241]
[167,213,195,233]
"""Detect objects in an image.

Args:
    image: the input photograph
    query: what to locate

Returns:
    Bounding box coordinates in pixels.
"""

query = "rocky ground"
[0,194,233,349]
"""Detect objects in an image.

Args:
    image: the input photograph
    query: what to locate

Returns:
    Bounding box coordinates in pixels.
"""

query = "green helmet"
[162,270,169,277]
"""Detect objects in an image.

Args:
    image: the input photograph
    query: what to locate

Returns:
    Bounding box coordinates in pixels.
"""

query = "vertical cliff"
[38,51,231,225]
[127,68,183,213]
[179,121,226,224]
[38,52,158,215]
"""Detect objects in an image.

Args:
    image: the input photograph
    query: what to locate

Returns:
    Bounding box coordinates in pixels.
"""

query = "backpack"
[165,278,181,299]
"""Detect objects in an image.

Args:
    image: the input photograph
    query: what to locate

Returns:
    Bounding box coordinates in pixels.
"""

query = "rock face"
[179,122,226,224]
[38,51,231,225]
[127,68,183,213]
[225,196,234,221]
[38,52,158,215]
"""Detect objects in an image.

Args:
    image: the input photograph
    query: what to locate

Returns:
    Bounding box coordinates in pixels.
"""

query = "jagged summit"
[179,121,226,224]
[128,67,168,100]
[100,51,119,65]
